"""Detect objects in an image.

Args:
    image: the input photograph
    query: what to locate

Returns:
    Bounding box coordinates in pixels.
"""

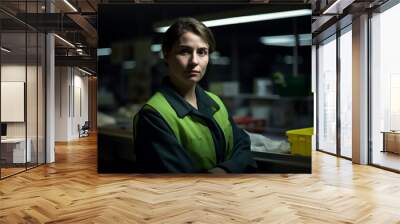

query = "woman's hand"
[208,167,227,174]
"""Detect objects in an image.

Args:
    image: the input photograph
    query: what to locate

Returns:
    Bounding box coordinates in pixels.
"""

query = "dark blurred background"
[97,3,313,173]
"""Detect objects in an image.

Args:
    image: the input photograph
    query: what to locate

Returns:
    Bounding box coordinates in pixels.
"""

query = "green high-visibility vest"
[143,91,234,170]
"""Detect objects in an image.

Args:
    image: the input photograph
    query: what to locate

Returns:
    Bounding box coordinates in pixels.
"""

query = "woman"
[133,17,257,173]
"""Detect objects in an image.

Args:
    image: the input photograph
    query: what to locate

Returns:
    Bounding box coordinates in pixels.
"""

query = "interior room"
[0,20,46,178]
[0,0,97,179]
[314,0,400,172]
[370,2,400,171]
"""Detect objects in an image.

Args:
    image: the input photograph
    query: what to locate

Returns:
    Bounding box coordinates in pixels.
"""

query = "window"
[339,27,352,158]
[370,2,400,171]
[317,35,337,154]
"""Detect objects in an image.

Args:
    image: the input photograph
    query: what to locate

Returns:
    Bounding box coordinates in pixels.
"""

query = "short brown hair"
[162,17,216,57]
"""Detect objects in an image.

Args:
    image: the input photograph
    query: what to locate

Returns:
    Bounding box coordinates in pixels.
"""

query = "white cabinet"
[1,138,31,163]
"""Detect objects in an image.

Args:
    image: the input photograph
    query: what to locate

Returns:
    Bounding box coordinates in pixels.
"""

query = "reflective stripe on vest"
[145,91,234,170]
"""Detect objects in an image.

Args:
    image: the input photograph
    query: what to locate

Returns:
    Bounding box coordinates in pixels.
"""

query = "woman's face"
[165,31,209,88]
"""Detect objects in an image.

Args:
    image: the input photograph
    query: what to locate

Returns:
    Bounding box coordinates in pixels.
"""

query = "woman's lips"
[187,70,201,77]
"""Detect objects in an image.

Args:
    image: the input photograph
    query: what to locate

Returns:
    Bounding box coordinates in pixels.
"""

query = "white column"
[46,0,55,163]
[352,14,369,164]
[46,33,55,163]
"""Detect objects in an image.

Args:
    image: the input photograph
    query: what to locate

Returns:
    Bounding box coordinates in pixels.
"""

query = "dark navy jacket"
[133,79,257,173]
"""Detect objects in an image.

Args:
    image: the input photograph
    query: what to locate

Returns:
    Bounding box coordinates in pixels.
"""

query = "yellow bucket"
[286,127,313,157]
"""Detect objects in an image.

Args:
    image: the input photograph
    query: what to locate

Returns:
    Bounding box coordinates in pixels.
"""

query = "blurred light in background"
[97,48,112,56]
[122,60,136,70]
[210,51,230,65]
[151,44,162,52]
[155,9,312,32]
[260,34,311,47]
[284,55,294,64]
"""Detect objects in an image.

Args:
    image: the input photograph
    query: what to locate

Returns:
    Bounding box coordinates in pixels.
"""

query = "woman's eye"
[178,48,208,56]
[179,49,190,54]
[197,49,208,56]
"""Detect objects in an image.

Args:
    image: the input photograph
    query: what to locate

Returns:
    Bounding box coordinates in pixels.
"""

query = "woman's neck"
[169,78,198,109]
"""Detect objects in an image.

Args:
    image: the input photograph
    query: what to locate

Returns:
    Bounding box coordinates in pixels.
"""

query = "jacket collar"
[159,77,220,118]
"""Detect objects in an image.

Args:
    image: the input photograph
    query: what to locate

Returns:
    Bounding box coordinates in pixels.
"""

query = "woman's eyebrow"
[176,45,192,49]
[177,45,208,49]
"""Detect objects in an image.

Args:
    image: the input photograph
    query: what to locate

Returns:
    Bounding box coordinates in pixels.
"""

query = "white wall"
[1,65,26,81]
[73,72,89,136]
[1,63,46,164]
[55,66,89,141]
[55,66,69,141]
[1,82,25,122]
[1,65,34,138]
[1,65,26,130]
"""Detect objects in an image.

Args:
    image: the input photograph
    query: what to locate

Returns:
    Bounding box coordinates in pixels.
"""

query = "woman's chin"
[188,77,200,83]
[185,76,201,84]
[172,75,202,88]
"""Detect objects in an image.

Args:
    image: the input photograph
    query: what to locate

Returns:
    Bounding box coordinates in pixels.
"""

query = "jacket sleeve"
[133,108,204,173]
[216,117,258,173]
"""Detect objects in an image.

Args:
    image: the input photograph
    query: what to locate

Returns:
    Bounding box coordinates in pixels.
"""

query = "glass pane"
[26,0,39,169]
[27,31,38,169]
[38,32,45,165]
[371,4,400,171]
[317,36,337,154]
[1,30,27,177]
[339,28,352,158]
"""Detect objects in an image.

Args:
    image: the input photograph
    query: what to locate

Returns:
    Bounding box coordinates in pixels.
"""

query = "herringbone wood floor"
[1,134,400,224]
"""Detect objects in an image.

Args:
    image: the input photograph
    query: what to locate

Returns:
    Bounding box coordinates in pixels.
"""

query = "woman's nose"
[189,52,199,65]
